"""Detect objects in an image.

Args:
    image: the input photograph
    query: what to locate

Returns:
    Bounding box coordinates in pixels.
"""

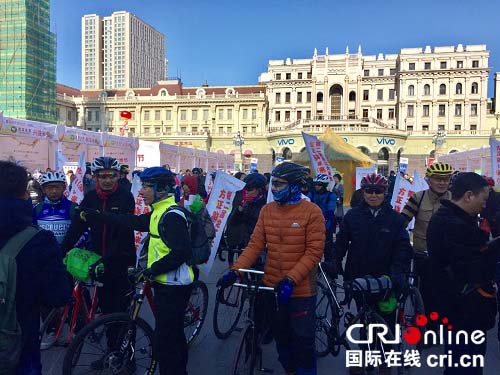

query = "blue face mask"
[272,183,302,205]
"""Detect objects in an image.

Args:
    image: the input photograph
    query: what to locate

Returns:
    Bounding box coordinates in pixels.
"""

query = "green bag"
[0,226,40,373]
[63,248,102,282]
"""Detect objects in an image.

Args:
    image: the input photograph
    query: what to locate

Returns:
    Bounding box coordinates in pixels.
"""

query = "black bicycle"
[230,269,275,375]
[320,274,398,364]
[315,263,344,357]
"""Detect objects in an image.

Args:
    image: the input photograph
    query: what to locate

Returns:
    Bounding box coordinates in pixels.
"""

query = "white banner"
[355,167,377,190]
[490,137,500,186]
[131,174,151,262]
[67,151,86,204]
[200,172,246,274]
[390,170,428,213]
[302,131,335,182]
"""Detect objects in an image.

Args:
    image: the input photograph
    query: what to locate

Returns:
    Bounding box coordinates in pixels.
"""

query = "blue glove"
[275,277,295,305]
[217,270,238,288]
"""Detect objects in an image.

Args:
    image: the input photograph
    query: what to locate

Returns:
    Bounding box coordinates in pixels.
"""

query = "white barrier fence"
[0,113,234,173]
[439,146,491,175]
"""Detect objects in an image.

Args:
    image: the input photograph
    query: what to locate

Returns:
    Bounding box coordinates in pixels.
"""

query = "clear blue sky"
[52,0,500,96]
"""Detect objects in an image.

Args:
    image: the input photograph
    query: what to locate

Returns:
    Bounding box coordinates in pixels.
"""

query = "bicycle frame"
[53,280,99,345]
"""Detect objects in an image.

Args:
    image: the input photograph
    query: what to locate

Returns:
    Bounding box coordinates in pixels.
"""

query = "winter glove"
[78,208,102,223]
[275,277,295,305]
[89,260,105,282]
[217,270,238,288]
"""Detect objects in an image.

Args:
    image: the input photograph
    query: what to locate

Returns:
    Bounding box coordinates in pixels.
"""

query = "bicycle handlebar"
[233,282,274,292]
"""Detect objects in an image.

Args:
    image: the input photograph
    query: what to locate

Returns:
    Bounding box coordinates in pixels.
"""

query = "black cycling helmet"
[120,164,130,174]
[91,156,120,173]
[244,173,267,190]
[192,167,203,175]
[271,162,309,186]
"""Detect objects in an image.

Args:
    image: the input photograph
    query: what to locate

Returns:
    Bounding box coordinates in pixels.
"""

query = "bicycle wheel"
[39,308,61,350]
[396,287,425,374]
[62,312,156,375]
[231,323,256,375]
[213,285,246,339]
[362,309,396,372]
[315,281,334,357]
[184,280,209,346]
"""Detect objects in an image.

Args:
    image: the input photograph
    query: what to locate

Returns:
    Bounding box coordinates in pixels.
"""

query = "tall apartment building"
[82,11,166,90]
[0,0,56,123]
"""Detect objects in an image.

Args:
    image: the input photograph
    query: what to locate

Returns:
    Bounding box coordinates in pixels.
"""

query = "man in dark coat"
[428,172,497,375]
[0,161,70,374]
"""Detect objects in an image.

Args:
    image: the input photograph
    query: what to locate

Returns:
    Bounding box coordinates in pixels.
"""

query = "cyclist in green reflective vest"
[80,166,194,375]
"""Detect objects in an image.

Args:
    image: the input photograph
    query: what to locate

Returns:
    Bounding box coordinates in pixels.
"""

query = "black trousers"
[323,225,335,262]
[154,283,193,375]
[414,255,437,329]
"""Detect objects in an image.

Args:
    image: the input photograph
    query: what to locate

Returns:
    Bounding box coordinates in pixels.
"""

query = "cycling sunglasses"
[363,187,386,195]
[96,171,118,179]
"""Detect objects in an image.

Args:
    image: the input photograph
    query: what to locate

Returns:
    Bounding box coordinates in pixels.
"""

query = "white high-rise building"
[82,11,166,90]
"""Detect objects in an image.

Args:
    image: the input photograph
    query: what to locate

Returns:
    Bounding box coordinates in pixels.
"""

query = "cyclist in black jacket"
[61,157,136,321]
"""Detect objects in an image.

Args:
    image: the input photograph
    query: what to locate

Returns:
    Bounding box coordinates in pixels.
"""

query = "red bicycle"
[39,277,101,350]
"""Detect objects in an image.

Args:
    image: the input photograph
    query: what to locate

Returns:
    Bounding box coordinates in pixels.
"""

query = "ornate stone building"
[57,44,499,174]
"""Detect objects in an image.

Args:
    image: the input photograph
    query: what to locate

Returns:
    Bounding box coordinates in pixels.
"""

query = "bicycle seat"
[351,276,392,295]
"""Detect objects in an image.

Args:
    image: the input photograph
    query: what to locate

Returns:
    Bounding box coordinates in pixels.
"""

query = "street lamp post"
[232,131,245,172]
[432,130,447,162]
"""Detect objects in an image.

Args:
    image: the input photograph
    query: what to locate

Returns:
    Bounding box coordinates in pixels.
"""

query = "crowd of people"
[1,155,499,375]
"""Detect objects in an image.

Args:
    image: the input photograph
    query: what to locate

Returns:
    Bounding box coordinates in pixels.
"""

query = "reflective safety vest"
[147,195,194,285]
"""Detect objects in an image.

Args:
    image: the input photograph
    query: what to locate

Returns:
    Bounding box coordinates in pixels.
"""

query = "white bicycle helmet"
[313,174,329,184]
[91,156,120,173]
[40,171,67,186]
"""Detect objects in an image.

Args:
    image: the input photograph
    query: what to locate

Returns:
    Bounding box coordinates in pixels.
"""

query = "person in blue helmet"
[79,167,194,375]
[308,174,337,261]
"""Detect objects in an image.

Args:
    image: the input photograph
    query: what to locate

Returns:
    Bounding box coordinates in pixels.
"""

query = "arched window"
[439,84,446,95]
[317,92,324,102]
[349,91,356,101]
[377,148,389,161]
[357,146,370,156]
[455,83,462,95]
[471,82,479,94]
[282,147,292,160]
[159,89,167,96]
[408,85,415,96]
[424,84,431,96]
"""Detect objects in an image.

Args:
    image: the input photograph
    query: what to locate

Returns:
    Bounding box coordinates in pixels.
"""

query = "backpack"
[160,205,216,266]
[0,226,40,373]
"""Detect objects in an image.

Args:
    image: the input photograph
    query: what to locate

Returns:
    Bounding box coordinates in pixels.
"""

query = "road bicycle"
[230,269,275,375]
[62,268,208,374]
